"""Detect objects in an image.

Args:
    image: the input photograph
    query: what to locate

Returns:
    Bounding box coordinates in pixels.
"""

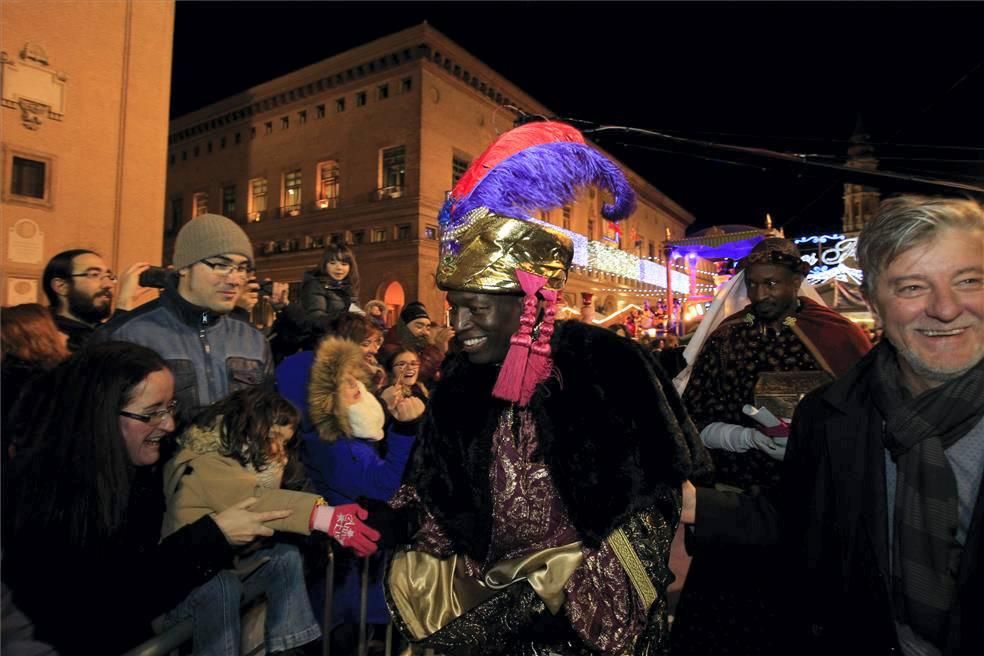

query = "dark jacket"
[53,314,96,353]
[695,350,984,655]
[93,280,272,423]
[300,271,355,327]
[410,319,709,559]
[2,464,234,654]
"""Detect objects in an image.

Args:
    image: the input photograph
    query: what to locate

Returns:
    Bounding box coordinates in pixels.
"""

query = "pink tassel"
[492,271,547,404]
[519,287,558,406]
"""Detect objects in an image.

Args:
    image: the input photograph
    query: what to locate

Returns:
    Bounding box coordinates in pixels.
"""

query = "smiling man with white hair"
[682,195,984,655]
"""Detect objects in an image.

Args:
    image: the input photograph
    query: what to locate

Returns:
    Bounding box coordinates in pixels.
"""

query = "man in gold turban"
[380,121,709,654]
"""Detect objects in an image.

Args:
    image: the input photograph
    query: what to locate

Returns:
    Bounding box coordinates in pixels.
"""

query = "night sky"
[170,1,984,237]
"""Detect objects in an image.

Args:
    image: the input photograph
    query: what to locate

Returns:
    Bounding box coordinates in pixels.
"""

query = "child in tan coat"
[160,386,380,655]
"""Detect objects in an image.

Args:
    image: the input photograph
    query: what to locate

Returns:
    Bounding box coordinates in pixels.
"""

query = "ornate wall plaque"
[1,43,68,130]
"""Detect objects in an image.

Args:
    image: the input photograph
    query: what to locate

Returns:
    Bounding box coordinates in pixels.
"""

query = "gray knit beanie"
[172,214,254,270]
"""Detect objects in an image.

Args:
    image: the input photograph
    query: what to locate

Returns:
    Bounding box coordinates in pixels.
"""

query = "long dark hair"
[317,240,360,297]
[8,342,169,547]
[191,386,299,471]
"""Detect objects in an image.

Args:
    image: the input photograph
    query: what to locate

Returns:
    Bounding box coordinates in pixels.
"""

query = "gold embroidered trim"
[607,528,657,608]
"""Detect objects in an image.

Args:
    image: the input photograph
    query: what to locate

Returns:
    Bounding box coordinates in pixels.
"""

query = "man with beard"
[670,237,872,656]
[42,249,149,352]
[381,121,708,655]
[380,301,446,389]
[95,214,271,423]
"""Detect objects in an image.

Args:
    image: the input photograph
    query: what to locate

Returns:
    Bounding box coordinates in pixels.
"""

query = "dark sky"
[171,1,984,236]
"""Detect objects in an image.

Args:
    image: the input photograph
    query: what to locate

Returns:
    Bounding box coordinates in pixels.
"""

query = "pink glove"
[311,503,380,557]
[756,420,790,439]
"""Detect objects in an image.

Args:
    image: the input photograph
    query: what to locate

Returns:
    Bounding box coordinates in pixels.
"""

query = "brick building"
[1,0,175,307]
[165,23,705,323]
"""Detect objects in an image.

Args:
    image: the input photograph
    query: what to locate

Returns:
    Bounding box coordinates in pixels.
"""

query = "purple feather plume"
[453,142,637,224]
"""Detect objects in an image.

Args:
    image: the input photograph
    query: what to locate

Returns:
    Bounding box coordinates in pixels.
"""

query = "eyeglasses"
[200,259,254,276]
[393,361,420,370]
[119,399,179,426]
[70,270,118,282]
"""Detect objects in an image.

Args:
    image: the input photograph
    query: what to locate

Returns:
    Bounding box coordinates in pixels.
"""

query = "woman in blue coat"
[275,336,422,647]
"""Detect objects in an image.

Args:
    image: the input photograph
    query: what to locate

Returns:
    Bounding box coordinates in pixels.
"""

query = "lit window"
[283,170,302,216]
[562,206,572,230]
[221,185,236,217]
[192,192,209,217]
[316,160,340,209]
[248,178,268,221]
[379,145,406,198]
[424,225,438,240]
[372,227,387,243]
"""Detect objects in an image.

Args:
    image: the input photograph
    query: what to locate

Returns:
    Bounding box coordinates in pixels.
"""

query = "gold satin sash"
[388,542,583,639]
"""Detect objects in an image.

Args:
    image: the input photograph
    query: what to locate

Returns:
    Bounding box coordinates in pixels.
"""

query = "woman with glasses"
[380,348,429,422]
[2,342,293,655]
[334,313,387,393]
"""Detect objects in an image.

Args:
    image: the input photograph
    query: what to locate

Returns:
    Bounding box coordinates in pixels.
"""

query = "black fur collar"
[407,320,709,559]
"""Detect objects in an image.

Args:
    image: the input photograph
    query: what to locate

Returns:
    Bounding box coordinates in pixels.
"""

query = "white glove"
[700,422,786,460]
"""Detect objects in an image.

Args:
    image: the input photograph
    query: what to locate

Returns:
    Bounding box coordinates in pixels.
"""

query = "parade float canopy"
[667,225,780,260]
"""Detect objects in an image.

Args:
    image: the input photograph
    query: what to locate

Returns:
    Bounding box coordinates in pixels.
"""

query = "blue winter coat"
[275,349,416,628]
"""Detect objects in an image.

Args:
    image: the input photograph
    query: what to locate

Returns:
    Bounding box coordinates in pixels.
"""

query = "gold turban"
[436,207,574,294]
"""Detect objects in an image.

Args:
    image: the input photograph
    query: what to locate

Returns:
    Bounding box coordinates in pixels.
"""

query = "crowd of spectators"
[0,219,443,655]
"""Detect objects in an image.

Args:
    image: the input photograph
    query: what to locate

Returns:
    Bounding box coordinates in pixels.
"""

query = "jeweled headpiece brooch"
[437,120,637,405]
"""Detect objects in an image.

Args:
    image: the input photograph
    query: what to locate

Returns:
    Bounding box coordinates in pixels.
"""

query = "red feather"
[452,121,585,201]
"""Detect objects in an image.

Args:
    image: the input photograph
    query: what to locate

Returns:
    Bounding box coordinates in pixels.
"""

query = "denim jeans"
[164,542,321,655]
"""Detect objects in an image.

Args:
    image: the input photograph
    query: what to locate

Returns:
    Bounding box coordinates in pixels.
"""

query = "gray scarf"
[869,342,984,647]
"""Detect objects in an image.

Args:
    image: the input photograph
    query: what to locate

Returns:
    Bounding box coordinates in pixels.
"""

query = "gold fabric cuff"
[388,542,583,639]
[607,528,657,608]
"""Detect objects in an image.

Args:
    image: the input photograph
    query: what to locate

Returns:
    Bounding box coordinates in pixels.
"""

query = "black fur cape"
[406,320,710,560]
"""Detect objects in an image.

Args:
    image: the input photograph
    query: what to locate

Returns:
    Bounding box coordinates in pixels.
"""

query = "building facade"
[165,24,700,323]
[1,0,175,307]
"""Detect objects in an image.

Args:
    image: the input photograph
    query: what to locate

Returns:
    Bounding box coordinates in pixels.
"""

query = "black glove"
[358,497,414,549]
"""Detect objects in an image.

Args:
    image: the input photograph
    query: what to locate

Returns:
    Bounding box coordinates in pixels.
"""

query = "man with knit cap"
[380,300,444,389]
[95,214,271,422]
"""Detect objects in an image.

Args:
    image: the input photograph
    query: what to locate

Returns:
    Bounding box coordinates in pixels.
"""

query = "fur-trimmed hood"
[407,319,711,559]
[308,337,369,441]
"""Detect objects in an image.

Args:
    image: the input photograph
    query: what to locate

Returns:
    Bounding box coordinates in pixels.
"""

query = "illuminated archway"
[378,280,405,327]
